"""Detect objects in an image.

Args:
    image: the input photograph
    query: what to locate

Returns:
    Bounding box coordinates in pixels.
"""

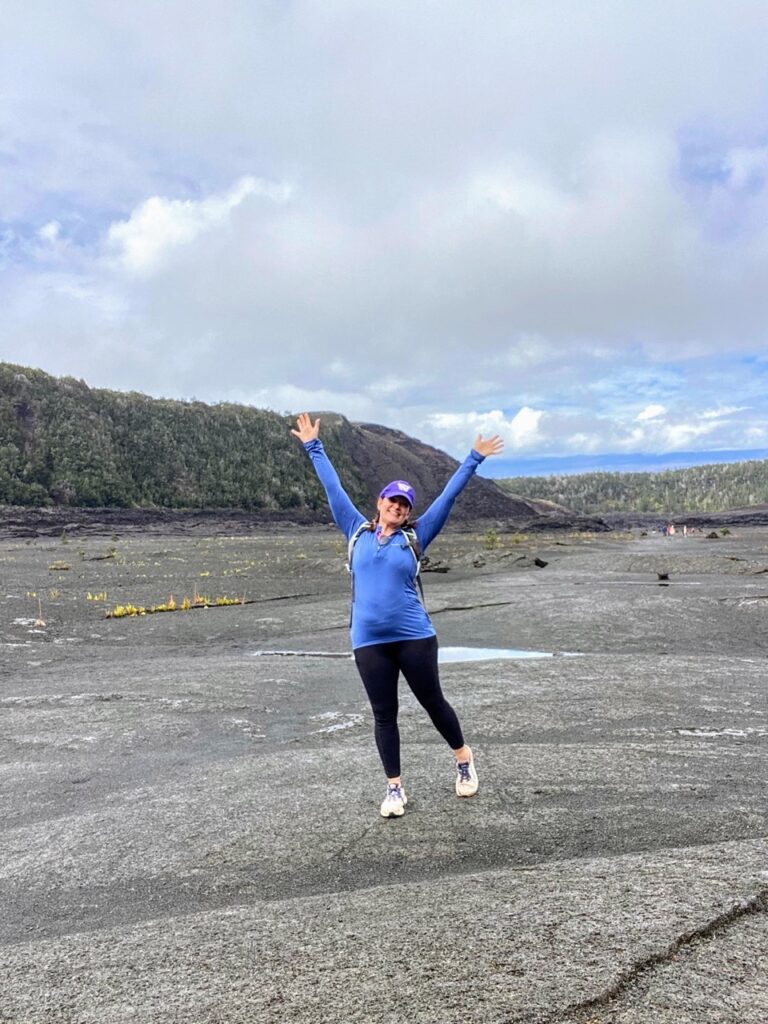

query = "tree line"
[4,361,765,515]
[0,363,368,509]
[497,461,768,514]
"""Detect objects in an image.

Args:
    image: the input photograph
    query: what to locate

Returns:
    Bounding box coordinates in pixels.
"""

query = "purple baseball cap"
[379,480,415,508]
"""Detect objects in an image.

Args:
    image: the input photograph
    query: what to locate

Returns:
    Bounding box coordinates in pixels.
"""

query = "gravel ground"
[1,524,766,1023]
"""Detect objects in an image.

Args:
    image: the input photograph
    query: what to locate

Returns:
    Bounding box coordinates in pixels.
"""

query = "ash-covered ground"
[1,524,767,1023]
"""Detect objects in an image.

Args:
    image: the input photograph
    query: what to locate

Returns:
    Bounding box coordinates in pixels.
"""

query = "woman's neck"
[378,523,399,537]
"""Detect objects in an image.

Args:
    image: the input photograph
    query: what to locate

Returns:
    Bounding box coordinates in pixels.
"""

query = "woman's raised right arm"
[291,414,365,538]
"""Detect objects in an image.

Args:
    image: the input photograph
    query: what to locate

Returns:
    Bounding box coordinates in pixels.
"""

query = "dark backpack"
[346,521,426,609]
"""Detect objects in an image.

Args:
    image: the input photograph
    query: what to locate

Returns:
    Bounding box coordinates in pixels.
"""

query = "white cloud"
[700,405,747,419]
[508,407,545,447]
[2,3,768,461]
[38,221,61,242]
[636,404,667,422]
[566,432,601,453]
[106,177,289,274]
[546,404,743,456]
[421,408,544,454]
[656,420,722,450]
[471,167,566,226]
[724,146,768,190]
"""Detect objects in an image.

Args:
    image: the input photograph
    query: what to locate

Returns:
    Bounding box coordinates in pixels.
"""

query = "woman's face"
[377,494,411,530]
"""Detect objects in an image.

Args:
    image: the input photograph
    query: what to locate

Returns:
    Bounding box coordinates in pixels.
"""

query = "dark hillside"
[0,363,548,524]
[322,416,540,519]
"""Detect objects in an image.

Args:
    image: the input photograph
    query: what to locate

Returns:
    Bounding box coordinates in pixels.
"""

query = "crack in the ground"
[271,599,519,636]
[432,600,516,613]
[503,886,768,1024]
[327,821,379,863]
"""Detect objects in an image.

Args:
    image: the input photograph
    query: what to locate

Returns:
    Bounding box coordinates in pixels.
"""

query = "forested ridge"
[11,360,756,518]
[0,363,532,521]
[0,363,368,509]
[498,462,768,514]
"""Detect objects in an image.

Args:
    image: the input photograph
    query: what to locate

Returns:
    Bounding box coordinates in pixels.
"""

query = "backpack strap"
[347,522,373,626]
[400,527,426,609]
[347,521,375,573]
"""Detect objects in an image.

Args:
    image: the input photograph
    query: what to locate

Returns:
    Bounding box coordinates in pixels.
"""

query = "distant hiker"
[291,412,504,818]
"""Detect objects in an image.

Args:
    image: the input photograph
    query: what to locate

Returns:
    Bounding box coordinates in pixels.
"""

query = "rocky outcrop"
[0,505,331,539]
[602,506,768,530]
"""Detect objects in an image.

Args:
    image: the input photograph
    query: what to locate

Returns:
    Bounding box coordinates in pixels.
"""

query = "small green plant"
[106,592,246,618]
[482,528,499,551]
[108,603,146,618]
[720,527,731,536]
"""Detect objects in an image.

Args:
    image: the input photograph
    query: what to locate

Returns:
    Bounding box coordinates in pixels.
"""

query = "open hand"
[291,412,320,443]
[473,434,504,458]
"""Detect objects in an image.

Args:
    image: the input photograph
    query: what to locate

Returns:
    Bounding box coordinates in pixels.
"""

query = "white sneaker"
[380,782,407,817]
[455,749,479,797]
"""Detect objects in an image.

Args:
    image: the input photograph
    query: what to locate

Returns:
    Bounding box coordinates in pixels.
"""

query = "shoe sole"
[456,786,478,798]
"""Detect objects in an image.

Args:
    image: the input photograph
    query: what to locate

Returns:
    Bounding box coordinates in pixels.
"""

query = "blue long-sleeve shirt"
[303,439,485,649]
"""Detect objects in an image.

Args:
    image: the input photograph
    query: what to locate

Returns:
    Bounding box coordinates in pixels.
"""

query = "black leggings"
[353,636,464,778]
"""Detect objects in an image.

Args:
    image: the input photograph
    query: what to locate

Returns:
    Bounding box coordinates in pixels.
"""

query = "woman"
[291,413,504,817]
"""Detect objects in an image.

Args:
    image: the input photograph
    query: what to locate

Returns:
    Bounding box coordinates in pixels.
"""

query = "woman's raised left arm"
[291,413,366,538]
[415,434,504,548]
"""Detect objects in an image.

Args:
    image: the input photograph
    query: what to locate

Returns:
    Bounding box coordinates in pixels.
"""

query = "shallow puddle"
[676,726,768,738]
[249,650,351,659]
[439,646,566,662]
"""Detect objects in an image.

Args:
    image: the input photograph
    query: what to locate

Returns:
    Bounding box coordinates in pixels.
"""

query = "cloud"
[636,404,667,422]
[2,2,768,463]
[700,404,748,419]
[724,146,768,190]
[106,177,289,274]
[414,396,751,461]
[422,408,544,454]
[38,221,61,243]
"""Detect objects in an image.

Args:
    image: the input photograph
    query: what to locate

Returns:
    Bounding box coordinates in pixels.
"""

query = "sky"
[2,1,768,475]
